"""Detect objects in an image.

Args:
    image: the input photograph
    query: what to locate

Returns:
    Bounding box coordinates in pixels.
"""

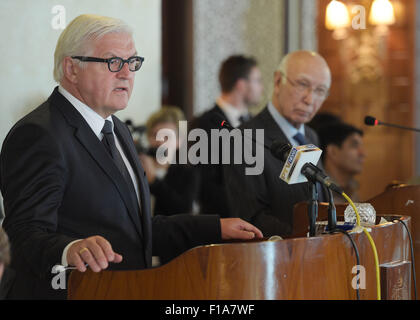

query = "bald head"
[277,51,331,87]
[272,51,331,129]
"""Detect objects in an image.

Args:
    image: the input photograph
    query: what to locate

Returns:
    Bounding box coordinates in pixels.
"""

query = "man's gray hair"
[53,14,133,83]
[0,227,10,266]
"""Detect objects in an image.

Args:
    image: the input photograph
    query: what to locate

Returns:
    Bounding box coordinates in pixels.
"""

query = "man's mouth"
[295,110,310,117]
[114,87,128,92]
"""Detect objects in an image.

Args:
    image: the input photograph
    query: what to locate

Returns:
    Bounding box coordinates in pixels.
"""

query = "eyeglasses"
[280,72,329,99]
[71,56,145,72]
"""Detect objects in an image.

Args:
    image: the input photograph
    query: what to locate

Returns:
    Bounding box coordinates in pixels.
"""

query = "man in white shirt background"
[193,55,264,217]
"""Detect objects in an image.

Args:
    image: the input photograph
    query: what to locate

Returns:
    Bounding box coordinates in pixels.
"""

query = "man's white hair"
[53,14,133,83]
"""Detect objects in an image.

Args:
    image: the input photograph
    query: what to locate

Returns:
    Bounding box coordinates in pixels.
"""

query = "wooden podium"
[292,184,420,298]
[68,214,411,300]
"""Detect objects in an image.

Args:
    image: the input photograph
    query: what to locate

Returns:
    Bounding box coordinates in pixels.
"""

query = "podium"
[68,215,411,300]
[293,184,420,298]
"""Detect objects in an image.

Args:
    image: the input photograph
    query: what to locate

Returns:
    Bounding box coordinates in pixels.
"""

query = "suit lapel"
[213,104,233,128]
[259,107,289,146]
[51,88,143,240]
[113,118,152,255]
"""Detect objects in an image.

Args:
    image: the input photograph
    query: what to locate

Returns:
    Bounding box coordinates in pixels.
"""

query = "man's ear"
[326,144,340,162]
[236,78,247,93]
[62,57,79,84]
[273,71,283,89]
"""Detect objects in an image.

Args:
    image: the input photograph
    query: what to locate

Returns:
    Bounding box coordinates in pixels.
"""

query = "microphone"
[271,142,343,194]
[214,115,273,152]
[364,115,420,132]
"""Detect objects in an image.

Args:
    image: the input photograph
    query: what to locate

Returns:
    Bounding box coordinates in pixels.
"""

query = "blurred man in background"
[193,55,264,217]
[317,122,366,203]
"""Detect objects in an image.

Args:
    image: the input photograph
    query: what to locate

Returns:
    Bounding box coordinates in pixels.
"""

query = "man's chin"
[106,103,128,114]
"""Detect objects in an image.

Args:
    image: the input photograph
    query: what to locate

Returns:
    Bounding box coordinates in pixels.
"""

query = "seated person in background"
[0,227,10,283]
[139,106,198,216]
[307,111,341,133]
[317,122,366,204]
[224,51,331,237]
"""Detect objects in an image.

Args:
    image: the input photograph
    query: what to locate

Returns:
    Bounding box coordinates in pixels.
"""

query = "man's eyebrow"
[103,51,138,57]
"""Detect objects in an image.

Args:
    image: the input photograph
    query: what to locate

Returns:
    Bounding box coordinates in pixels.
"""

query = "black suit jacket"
[192,105,233,217]
[223,106,320,237]
[0,88,221,299]
[150,162,198,216]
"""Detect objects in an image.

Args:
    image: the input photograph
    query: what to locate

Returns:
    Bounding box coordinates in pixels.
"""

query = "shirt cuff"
[61,239,83,267]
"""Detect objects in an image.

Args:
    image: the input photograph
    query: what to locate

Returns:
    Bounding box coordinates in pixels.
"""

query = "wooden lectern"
[292,184,419,298]
[68,214,411,300]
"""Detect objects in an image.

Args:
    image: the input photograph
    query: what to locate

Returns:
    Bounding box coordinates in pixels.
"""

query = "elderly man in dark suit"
[0,14,262,299]
[224,51,331,237]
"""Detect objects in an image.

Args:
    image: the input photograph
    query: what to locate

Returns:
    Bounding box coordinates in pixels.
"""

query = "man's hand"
[67,236,123,272]
[220,218,263,240]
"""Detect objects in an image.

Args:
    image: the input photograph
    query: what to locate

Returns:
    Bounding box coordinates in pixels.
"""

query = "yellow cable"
[342,192,381,300]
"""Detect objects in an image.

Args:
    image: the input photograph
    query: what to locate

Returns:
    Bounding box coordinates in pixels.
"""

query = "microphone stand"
[308,182,318,237]
[327,188,337,232]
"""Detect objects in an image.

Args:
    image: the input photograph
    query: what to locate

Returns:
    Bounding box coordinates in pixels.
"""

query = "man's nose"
[116,62,132,79]
[302,88,314,105]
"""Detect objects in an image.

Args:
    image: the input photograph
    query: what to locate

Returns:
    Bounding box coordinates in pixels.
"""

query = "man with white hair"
[0,14,262,299]
[224,51,331,237]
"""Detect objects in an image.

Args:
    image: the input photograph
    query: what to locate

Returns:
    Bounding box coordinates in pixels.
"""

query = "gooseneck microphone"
[270,142,343,194]
[364,115,420,133]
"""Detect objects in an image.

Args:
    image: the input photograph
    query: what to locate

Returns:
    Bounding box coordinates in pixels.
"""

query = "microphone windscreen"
[270,141,292,162]
[364,116,377,126]
[211,114,232,129]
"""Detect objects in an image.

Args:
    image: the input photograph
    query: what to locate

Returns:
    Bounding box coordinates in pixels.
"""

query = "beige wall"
[0,0,161,145]
[192,0,286,115]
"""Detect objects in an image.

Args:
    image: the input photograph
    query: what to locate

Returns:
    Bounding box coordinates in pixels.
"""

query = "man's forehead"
[345,133,363,144]
[92,33,136,55]
[296,72,330,87]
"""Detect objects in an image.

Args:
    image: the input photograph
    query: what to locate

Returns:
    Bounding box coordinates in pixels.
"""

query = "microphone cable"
[331,228,361,300]
[342,192,381,300]
[396,219,417,300]
[326,189,361,300]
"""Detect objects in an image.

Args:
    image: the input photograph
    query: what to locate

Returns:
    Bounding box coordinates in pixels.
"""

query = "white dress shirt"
[58,86,141,267]
[217,97,250,128]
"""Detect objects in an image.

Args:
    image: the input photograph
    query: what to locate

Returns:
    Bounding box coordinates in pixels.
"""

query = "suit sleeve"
[150,165,198,215]
[0,123,78,279]
[223,144,292,237]
[151,214,221,263]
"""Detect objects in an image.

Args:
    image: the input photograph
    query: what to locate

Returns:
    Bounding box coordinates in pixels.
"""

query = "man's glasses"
[71,56,145,72]
[280,72,329,99]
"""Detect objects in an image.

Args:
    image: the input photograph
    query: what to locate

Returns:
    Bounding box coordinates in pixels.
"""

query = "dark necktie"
[239,114,251,125]
[101,120,141,215]
[293,132,307,145]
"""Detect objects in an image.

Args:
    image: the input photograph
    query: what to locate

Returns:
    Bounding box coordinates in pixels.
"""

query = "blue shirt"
[267,102,305,146]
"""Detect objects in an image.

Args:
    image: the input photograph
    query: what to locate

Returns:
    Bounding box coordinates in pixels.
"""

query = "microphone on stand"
[270,142,340,234]
[364,116,420,133]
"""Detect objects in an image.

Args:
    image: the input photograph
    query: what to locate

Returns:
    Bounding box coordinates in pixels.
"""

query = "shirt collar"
[267,101,305,146]
[217,97,249,128]
[58,86,113,139]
